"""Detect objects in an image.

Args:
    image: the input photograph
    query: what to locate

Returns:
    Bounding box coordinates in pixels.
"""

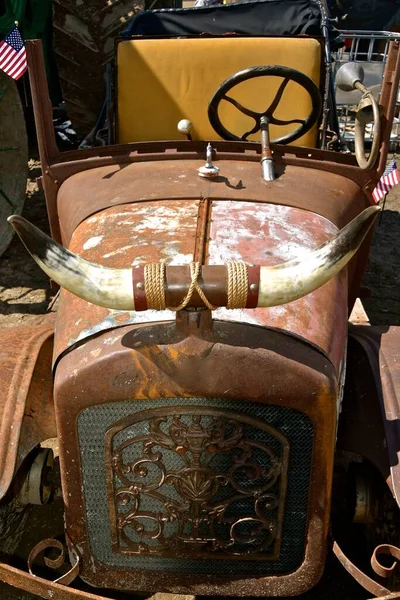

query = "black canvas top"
[328,0,399,31]
[123,0,341,46]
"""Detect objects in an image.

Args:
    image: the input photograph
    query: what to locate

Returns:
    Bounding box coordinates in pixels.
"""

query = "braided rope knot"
[144,261,249,311]
[173,262,217,311]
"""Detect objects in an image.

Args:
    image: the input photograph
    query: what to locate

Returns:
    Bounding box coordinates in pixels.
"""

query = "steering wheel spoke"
[268,116,305,127]
[223,95,261,121]
[241,121,262,141]
[264,77,291,116]
[208,65,322,144]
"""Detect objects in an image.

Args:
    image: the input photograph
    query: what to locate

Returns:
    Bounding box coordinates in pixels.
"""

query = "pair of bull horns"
[8,206,380,311]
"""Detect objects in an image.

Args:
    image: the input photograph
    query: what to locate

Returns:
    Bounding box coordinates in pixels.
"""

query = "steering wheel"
[208,65,322,143]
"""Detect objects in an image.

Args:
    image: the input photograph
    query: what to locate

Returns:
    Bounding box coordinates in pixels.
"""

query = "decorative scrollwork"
[105,407,289,559]
[27,537,80,586]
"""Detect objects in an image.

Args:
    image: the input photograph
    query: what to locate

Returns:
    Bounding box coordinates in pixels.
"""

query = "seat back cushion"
[117,36,321,146]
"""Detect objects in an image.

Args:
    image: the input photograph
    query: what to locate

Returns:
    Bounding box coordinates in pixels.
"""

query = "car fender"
[341,324,400,507]
[0,314,56,500]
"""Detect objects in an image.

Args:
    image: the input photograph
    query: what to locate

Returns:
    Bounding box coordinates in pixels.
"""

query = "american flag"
[372,159,400,203]
[0,27,27,80]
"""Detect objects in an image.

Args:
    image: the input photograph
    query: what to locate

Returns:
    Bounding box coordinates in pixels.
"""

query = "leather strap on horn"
[134,263,259,310]
[246,265,260,308]
[170,262,216,311]
[132,265,147,311]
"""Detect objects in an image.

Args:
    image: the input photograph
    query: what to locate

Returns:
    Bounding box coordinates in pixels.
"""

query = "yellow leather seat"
[117,37,322,146]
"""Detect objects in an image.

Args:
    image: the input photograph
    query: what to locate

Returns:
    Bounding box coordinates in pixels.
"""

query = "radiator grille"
[77,398,313,576]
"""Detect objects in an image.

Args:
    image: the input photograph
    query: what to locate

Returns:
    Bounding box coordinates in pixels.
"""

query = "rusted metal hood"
[53,198,348,372]
[56,161,369,245]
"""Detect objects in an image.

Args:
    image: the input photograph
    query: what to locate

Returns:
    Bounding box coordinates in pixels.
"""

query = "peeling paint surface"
[54,199,347,371]
[82,236,103,250]
[56,159,368,247]
[209,202,347,370]
[54,201,198,361]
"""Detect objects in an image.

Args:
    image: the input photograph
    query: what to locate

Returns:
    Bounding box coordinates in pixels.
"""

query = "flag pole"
[379,193,387,225]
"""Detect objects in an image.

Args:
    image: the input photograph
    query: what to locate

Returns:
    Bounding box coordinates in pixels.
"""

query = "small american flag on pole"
[0,27,27,80]
[372,159,400,203]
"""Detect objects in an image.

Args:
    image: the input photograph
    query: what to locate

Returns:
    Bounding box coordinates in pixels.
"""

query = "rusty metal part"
[28,537,80,586]
[354,90,381,171]
[0,314,56,501]
[377,40,400,176]
[53,141,371,201]
[0,559,109,600]
[348,326,400,507]
[55,159,371,248]
[367,595,400,600]
[52,202,347,373]
[2,553,399,600]
[51,156,376,314]
[51,152,374,315]
[0,556,196,600]
[194,197,212,264]
[372,545,400,579]
[337,335,393,497]
[333,540,391,597]
[175,308,213,335]
[25,41,61,243]
[107,406,288,558]
[26,41,59,163]
[19,448,54,506]
[54,318,337,595]
[260,116,275,181]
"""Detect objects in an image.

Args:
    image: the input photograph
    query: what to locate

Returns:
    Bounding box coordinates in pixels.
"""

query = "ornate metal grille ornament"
[105,407,289,559]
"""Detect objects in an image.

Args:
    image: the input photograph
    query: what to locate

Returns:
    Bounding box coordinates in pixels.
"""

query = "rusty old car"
[1,0,400,598]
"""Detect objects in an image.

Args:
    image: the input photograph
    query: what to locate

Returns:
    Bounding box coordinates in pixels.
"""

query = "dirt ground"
[0,159,54,329]
[0,159,399,599]
[363,186,400,324]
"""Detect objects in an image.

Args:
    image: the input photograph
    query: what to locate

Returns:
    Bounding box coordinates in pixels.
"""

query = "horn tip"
[365,205,382,223]
[7,214,26,229]
[7,216,45,260]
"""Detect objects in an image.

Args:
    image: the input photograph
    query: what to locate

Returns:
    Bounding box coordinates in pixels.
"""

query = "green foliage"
[0,0,52,39]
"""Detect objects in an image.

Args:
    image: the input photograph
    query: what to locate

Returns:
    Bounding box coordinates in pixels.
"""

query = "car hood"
[53,199,347,373]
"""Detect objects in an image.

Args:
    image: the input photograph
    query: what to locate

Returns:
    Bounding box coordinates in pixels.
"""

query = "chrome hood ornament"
[198,143,219,178]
